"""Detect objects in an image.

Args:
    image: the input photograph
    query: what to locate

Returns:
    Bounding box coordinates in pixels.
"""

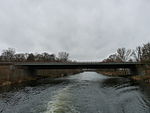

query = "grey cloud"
[0,0,150,60]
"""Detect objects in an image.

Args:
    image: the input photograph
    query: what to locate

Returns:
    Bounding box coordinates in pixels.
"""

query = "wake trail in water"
[44,85,80,113]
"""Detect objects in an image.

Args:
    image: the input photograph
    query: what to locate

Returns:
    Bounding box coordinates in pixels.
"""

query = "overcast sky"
[0,0,150,61]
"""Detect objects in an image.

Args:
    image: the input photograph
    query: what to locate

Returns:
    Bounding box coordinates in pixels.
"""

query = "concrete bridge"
[0,62,146,76]
[0,62,147,86]
[13,62,146,75]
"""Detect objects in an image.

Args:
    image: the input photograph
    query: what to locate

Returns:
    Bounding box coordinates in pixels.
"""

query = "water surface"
[0,72,150,113]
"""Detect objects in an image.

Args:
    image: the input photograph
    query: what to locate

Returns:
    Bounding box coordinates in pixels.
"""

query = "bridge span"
[14,62,145,75]
[14,62,143,68]
[0,62,146,76]
[0,62,146,86]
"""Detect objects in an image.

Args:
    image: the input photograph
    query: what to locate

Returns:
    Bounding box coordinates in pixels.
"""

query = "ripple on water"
[1,72,150,113]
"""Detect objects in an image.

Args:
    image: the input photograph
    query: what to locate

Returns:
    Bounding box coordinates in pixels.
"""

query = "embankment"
[0,65,82,86]
[96,69,130,77]
[96,69,150,84]
[131,75,150,84]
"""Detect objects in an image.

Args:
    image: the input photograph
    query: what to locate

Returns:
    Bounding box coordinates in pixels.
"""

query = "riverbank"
[96,70,150,84]
[0,69,83,86]
[131,75,150,84]
[96,70,129,77]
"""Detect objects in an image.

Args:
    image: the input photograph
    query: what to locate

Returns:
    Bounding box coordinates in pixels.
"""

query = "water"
[0,72,150,113]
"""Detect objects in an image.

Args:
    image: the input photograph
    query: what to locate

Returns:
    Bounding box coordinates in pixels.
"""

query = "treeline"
[103,42,150,63]
[0,48,69,62]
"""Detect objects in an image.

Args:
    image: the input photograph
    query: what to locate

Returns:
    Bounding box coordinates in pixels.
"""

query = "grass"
[131,75,150,84]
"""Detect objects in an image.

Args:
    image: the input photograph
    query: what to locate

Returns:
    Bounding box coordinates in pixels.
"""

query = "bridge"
[0,62,147,86]
[0,62,146,76]
[13,62,146,75]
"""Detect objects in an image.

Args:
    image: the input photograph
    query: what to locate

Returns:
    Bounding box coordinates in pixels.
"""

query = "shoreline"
[131,75,150,84]
[0,69,83,87]
[97,71,150,84]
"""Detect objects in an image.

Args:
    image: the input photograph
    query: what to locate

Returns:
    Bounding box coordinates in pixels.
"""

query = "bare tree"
[27,53,35,61]
[49,54,56,61]
[132,46,143,62]
[35,54,43,61]
[35,53,56,62]
[1,48,15,62]
[58,52,69,61]
[116,48,132,62]
[142,42,150,62]
[14,53,26,62]
[42,52,56,61]
[102,54,120,62]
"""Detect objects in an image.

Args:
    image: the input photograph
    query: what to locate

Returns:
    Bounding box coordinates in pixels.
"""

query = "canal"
[0,72,150,113]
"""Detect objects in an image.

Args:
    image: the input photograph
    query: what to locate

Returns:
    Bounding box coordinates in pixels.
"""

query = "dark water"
[0,72,150,113]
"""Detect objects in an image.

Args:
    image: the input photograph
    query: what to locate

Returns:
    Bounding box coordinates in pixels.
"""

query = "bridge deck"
[15,62,143,65]
[14,62,144,69]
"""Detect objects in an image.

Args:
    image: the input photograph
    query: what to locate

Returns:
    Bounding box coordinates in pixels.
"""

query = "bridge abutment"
[0,65,35,86]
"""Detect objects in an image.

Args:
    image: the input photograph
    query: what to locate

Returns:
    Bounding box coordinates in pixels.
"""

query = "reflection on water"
[0,72,150,113]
